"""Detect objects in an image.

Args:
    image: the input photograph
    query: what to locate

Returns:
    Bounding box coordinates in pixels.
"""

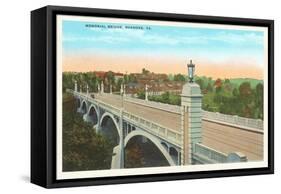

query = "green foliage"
[106,71,115,85]
[148,92,180,105]
[254,83,264,119]
[142,68,150,75]
[203,79,264,119]
[230,78,263,89]
[63,71,264,120]
[63,72,99,93]
[195,78,204,90]
[63,94,113,171]
[173,74,186,82]
[116,78,124,91]
[125,144,145,168]
[206,82,213,92]
[146,77,264,120]
[137,90,145,99]
[128,74,137,83]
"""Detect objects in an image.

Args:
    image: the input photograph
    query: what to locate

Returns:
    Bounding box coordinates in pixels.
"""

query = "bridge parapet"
[193,143,247,164]
[202,111,263,131]
[67,89,182,147]
[95,93,263,131]
[122,111,182,147]
[124,94,181,114]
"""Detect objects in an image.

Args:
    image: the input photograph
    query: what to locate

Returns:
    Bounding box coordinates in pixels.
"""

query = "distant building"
[94,71,107,79]
[114,72,124,80]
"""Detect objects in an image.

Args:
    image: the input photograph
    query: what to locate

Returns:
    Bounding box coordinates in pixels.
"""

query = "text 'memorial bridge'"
[67,60,264,168]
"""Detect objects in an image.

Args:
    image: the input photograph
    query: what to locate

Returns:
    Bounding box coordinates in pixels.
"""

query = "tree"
[224,78,230,84]
[174,74,186,82]
[232,88,239,97]
[239,82,252,103]
[128,74,137,83]
[214,78,222,88]
[125,144,145,168]
[106,71,115,85]
[196,78,204,90]
[161,92,170,103]
[142,68,150,75]
[137,90,145,99]
[238,82,254,118]
[255,83,264,119]
[62,95,113,171]
[116,78,124,92]
[206,82,213,93]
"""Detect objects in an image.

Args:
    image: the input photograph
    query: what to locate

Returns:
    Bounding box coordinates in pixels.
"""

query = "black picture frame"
[31,5,274,188]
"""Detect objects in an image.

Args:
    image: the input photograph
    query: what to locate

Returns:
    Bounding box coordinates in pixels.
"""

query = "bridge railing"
[193,143,248,164]
[123,95,181,114]
[202,111,263,131]
[92,98,121,115]
[68,89,182,147]
[194,143,227,163]
[122,94,264,131]
[68,90,264,131]
[123,111,182,147]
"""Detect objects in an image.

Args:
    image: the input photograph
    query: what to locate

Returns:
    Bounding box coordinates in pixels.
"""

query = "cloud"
[63,25,264,49]
[209,31,264,45]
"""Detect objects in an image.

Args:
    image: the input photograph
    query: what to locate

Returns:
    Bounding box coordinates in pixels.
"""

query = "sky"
[62,19,265,79]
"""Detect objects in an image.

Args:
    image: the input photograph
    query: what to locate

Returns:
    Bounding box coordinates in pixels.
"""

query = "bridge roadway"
[94,93,263,161]
[95,94,182,132]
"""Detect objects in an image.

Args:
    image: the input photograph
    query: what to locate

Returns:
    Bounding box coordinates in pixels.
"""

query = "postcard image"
[56,15,267,180]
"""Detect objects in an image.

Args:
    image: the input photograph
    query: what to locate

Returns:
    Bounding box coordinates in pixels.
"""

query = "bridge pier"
[111,145,122,169]
[77,99,87,114]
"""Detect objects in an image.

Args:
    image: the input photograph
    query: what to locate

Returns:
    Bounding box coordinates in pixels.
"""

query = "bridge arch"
[100,112,121,145]
[80,100,88,114]
[86,104,99,125]
[124,130,176,166]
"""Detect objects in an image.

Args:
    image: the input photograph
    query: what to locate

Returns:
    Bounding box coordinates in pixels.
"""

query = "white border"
[56,15,269,180]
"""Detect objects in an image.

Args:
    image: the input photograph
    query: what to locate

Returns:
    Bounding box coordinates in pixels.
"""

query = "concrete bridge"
[67,79,263,168]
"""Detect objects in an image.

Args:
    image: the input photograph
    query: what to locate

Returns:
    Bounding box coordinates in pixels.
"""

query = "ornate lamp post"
[145,84,148,101]
[86,84,89,96]
[187,59,195,83]
[74,80,77,92]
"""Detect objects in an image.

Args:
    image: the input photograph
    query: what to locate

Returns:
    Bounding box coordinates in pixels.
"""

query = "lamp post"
[145,84,148,101]
[101,81,104,93]
[74,80,77,92]
[121,84,124,108]
[187,59,195,83]
[98,83,100,94]
[120,82,125,168]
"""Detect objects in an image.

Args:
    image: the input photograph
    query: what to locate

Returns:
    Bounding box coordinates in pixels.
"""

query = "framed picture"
[31,5,274,188]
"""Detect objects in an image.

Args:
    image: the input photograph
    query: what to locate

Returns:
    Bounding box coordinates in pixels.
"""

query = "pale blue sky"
[62,20,264,66]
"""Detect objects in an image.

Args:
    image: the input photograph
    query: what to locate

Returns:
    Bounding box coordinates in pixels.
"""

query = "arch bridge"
[67,80,263,168]
[74,91,182,168]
